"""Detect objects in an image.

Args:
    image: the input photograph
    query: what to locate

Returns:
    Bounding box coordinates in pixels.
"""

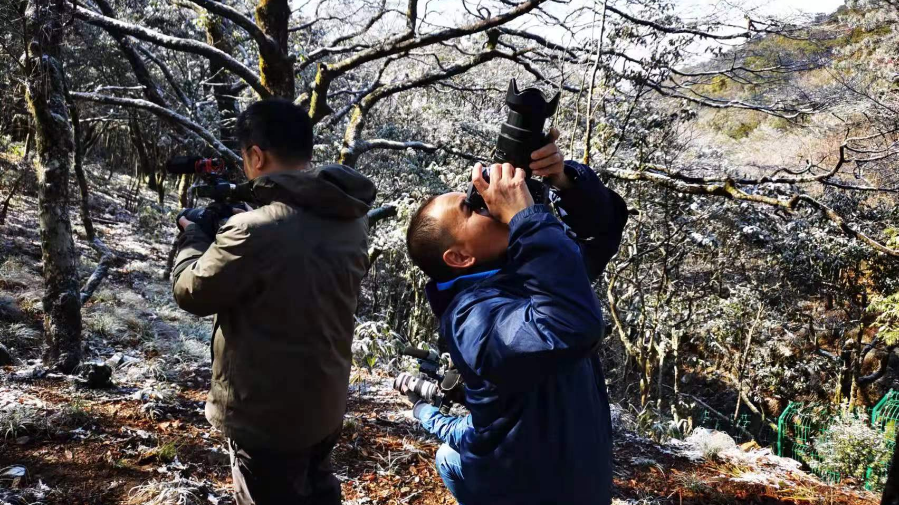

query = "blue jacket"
[419,161,628,505]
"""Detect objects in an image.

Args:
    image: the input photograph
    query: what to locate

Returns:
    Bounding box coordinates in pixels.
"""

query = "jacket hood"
[251,164,376,220]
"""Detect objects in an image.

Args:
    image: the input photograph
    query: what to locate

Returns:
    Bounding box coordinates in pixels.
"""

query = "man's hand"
[530,127,572,190]
[177,205,248,237]
[471,162,535,224]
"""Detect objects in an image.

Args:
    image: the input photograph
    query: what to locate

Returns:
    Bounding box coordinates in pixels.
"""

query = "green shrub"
[811,410,891,485]
[708,111,763,140]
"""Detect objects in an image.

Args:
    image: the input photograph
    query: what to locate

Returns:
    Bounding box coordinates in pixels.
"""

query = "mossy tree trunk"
[255,0,294,98]
[24,0,82,373]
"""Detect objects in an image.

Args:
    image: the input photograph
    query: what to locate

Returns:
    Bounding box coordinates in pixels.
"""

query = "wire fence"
[775,390,899,491]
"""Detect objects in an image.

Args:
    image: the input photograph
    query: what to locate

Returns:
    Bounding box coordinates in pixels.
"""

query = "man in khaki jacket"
[172,98,376,505]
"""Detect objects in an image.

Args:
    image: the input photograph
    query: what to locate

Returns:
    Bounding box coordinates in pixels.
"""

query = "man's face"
[429,192,510,269]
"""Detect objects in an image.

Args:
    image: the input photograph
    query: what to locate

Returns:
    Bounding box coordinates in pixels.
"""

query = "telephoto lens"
[465,79,559,214]
[494,79,560,173]
[393,372,439,404]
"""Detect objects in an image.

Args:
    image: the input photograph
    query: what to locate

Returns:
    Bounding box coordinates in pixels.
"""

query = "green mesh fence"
[866,390,899,490]
[776,402,841,483]
[774,391,899,491]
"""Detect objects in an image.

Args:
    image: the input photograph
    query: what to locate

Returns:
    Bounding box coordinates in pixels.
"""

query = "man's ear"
[248,145,265,175]
[443,247,476,270]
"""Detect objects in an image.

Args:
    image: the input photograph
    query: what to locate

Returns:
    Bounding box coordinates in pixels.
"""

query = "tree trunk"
[204,16,240,149]
[129,118,156,192]
[255,0,294,98]
[581,0,607,164]
[156,171,166,205]
[24,0,82,373]
[0,172,26,225]
[69,99,96,241]
[178,173,192,208]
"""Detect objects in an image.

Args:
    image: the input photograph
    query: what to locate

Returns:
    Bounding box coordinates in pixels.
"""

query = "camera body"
[166,156,254,204]
[393,346,464,412]
[167,156,255,235]
[465,79,561,213]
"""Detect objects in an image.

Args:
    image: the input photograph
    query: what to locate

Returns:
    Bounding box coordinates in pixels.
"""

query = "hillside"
[3,0,899,502]
[0,156,882,505]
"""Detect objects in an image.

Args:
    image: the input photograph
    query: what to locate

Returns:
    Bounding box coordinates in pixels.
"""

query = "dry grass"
[126,477,212,505]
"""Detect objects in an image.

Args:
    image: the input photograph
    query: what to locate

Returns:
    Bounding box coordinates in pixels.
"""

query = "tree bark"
[24,0,82,373]
[129,117,154,187]
[80,237,115,305]
[255,0,294,98]
[178,173,194,208]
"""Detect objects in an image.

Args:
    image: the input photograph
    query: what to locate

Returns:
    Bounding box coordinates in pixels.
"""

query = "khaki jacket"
[172,165,375,451]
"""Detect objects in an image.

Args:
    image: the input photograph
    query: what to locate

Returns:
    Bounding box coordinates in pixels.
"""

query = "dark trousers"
[229,429,342,505]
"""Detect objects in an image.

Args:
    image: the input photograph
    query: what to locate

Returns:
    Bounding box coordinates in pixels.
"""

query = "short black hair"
[236,98,313,164]
[406,196,457,282]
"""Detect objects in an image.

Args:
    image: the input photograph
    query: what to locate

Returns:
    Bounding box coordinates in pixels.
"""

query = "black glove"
[177,203,236,238]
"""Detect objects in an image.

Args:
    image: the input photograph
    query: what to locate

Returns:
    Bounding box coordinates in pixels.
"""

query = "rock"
[78,362,113,388]
[684,428,737,459]
[0,344,13,366]
[609,404,636,434]
[0,295,24,323]
[105,352,125,369]
[151,320,180,341]
[105,352,140,370]
[14,436,30,446]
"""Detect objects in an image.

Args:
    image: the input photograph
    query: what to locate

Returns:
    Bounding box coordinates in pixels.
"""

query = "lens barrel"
[465,79,560,212]
[493,79,561,174]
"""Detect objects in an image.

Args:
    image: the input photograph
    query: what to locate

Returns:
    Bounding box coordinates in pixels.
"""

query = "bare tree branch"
[598,166,899,257]
[185,0,279,55]
[605,4,752,40]
[136,45,193,110]
[307,0,548,121]
[70,92,242,166]
[73,4,269,98]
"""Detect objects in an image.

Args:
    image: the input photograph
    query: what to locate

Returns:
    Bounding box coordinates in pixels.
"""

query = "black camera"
[166,156,254,204]
[393,346,463,412]
[465,79,561,213]
[167,156,255,234]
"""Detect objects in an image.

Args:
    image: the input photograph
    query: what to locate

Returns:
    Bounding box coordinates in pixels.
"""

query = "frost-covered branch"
[73,5,269,98]
[70,92,241,166]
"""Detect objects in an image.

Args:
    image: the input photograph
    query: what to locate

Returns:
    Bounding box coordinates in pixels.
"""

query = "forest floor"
[0,160,884,505]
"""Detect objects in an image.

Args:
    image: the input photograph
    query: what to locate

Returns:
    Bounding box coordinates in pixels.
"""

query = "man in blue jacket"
[403,130,628,505]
